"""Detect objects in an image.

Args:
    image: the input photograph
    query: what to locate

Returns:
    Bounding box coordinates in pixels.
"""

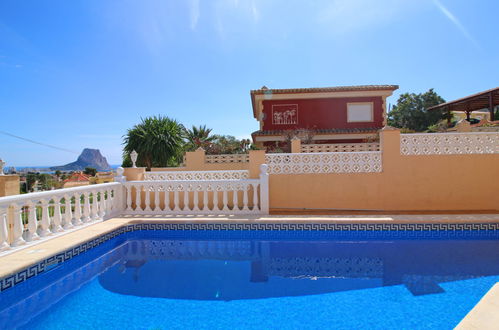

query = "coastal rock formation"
[51,148,111,171]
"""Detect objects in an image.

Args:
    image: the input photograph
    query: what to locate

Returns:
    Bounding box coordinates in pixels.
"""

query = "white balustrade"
[301,143,380,153]
[265,152,382,174]
[0,166,270,252]
[0,183,122,251]
[144,170,249,181]
[205,154,250,164]
[400,132,499,155]
[124,165,268,215]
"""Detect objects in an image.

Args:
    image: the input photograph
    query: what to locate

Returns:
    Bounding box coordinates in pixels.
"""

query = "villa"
[0,85,498,329]
[250,85,398,149]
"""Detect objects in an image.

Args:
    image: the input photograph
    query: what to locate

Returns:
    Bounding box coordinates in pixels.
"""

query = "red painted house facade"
[250,85,398,149]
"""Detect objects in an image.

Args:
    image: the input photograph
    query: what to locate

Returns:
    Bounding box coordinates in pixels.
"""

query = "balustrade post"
[183,184,189,211]
[0,208,10,251]
[126,185,132,212]
[51,198,63,232]
[25,201,40,241]
[222,189,229,212]
[242,185,249,211]
[164,186,171,212]
[154,187,160,211]
[252,183,258,212]
[39,199,51,237]
[91,191,99,221]
[173,189,180,212]
[259,164,269,214]
[98,191,106,219]
[212,187,219,212]
[202,184,208,212]
[73,193,83,225]
[62,194,73,230]
[106,189,113,216]
[232,186,238,211]
[144,185,152,212]
[11,204,26,247]
[82,192,91,222]
[193,187,200,212]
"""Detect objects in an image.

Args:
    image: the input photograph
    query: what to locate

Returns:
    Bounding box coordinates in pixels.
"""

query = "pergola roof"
[427,87,499,113]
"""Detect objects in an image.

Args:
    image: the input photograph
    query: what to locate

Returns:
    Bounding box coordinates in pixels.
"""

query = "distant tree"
[54,170,61,179]
[37,173,55,191]
[26,172,37,192]
[83,167,97,176]
[388,89,446,132]
[204,135,252,154]
[185,125,215,151]
[122,115,185,169]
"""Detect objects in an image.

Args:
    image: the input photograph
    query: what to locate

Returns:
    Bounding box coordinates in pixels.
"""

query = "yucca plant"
[122,115,185,169]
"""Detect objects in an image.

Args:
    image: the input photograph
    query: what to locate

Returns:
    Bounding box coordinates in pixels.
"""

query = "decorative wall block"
[205,154,250,164]
[144,170,249,181]
[400,133,499,155]
[265,151,382,174]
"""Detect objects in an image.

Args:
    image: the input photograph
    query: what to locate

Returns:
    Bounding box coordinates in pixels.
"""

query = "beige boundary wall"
[270,129,499,212]
[149,148,264,178]
[124,129,499,213]
[0,175,20,197]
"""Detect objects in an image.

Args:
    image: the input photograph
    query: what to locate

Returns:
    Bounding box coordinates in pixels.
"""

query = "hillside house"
[250,85,398,150]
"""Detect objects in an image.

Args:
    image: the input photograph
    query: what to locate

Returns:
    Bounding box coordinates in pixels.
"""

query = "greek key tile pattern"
[1,222,499,292]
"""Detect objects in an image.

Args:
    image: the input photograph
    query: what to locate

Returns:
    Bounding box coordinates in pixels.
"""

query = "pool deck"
[1,213,499,327]
[456,283,499,330]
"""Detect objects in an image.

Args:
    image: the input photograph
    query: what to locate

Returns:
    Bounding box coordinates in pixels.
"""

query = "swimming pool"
[1,224,499,329]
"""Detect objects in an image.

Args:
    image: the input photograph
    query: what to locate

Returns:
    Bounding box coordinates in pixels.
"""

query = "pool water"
[2,230,499,329]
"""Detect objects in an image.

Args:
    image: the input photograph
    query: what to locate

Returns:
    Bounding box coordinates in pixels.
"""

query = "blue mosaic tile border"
[1,221,499,292]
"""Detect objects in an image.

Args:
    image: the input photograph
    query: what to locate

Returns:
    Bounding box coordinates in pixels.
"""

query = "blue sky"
[1,0,498,166]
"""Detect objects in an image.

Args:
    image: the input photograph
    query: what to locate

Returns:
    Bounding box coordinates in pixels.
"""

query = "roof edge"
[250,85,399,95]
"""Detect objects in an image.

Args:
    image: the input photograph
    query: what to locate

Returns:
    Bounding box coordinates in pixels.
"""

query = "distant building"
[63,172,91,188]
[250,85,398,149]
[91,171,115,184]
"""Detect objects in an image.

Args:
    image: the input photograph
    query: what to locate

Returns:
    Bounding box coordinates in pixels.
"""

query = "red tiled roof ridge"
[63,172,91,183]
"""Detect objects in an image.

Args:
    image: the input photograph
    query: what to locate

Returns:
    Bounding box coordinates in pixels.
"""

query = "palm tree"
[123,115,185,169]
[185,125,215,151]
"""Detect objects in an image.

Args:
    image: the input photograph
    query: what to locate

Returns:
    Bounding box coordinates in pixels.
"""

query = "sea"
[9,165,121,174]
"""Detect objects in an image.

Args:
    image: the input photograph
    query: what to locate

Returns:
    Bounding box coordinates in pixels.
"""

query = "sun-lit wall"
[269,129,498,212]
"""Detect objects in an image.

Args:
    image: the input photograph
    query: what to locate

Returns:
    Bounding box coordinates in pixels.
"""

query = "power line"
[0,130,79,154]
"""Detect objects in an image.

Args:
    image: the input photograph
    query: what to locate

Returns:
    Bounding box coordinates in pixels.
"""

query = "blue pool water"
[2,230,499,329]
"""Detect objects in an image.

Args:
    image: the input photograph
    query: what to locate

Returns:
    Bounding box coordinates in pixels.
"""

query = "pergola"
[427,87,499,122]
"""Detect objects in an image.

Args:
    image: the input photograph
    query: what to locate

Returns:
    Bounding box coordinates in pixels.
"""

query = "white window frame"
[347,102,374,123]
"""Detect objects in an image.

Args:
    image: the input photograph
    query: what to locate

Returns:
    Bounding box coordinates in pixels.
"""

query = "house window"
[347,102,374,122]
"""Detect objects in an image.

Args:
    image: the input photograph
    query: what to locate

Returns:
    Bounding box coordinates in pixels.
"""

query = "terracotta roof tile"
[63,172,91,183]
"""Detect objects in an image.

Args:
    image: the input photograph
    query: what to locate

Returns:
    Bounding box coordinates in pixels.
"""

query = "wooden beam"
[490,92,495,121]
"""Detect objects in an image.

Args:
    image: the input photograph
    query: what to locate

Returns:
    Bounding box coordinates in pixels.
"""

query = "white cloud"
[250,0,260,23]
[188,0,201,31]
[433,0,479,48]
